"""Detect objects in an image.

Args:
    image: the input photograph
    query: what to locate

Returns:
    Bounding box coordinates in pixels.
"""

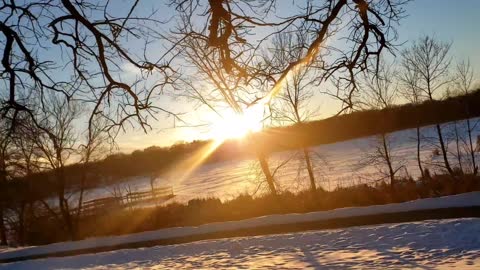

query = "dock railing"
[71,186,174,217]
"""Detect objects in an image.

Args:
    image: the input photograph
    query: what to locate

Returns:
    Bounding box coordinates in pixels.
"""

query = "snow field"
[2,218,479,269]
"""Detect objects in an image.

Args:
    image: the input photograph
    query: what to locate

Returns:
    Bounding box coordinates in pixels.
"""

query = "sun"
[210,107,263,141]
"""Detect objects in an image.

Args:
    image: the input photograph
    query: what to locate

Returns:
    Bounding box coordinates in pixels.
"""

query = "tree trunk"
[0,162,7,246]
[59,196,74,241]
[416,127,425,178]
[435,124,454,176]
[74,171,86,240]
[56,168,74,240]
[24,201,34,245]
[257,153,277,195]
[454,121,463,174]
[18,201,26,246]
[302,147,317,192]
[381,133,396,192]
[466,119,478,175]
[0,204,7,246]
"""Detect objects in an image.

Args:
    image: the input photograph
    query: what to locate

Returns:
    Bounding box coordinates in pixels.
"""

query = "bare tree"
[401,36,454,176]
[28,94,80,240]
[73,115,112,239]
[0,0,178,142]
[173,0,407,195]
[0,130,12,245]
[0,109,45,246]
[269,31,321,192]
[452,120,465,174]
[10,123,43,246]
[455,60,478,175]
[177,34,279,194]
[1,4,179,240]
[360,62,403,191]
[398,58,425,178]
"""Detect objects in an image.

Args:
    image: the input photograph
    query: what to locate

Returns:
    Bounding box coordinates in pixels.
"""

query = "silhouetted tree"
[176,26,280,195]
[173,0,407,195]
[454,60,478,175]
[270,31,322,192]
[29,94,80,240]
[360,62,404,191]
[9,119,43,246]
[1,2,182,242]
[0,130,12,245]
[0,0,178,145]
[402,36,454,176]
[399,56,425,178]
[73,116,112,239]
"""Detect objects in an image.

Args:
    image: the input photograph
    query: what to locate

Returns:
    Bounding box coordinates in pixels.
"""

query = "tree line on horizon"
[12,86,480,192]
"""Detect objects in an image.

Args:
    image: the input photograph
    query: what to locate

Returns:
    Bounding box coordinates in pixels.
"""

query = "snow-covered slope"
[2,218,480,269]
[1,191,479,262]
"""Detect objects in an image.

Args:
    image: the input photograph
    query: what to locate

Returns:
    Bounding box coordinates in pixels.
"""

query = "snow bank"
[1,191,480,261]
[3,218,480,269]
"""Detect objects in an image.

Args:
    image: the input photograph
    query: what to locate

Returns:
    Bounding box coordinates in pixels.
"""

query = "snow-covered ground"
[2,218,479,269]
[73,118,480,205]
[1,191,479,264]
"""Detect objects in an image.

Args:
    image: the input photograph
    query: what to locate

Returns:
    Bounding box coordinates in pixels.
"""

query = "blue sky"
[399,0,480,68]
[115,0,480,152]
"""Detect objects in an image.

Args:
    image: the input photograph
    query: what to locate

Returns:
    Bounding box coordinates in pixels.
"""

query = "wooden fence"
[126,186,174,205]
[72,186,174,217]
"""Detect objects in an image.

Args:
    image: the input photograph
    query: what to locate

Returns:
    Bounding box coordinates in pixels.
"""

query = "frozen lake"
[77,118,480,204]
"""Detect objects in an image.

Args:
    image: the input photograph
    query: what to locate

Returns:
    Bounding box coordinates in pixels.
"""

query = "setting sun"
[210,106,264,141]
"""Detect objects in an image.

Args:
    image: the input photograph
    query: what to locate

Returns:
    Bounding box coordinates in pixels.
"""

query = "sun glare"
[211,107,263,141]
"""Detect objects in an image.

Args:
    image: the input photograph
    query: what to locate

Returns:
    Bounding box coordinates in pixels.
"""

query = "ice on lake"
[74,118,480,204]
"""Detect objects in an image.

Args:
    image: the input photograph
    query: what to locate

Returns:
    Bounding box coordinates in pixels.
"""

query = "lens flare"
[166,139,223,186]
